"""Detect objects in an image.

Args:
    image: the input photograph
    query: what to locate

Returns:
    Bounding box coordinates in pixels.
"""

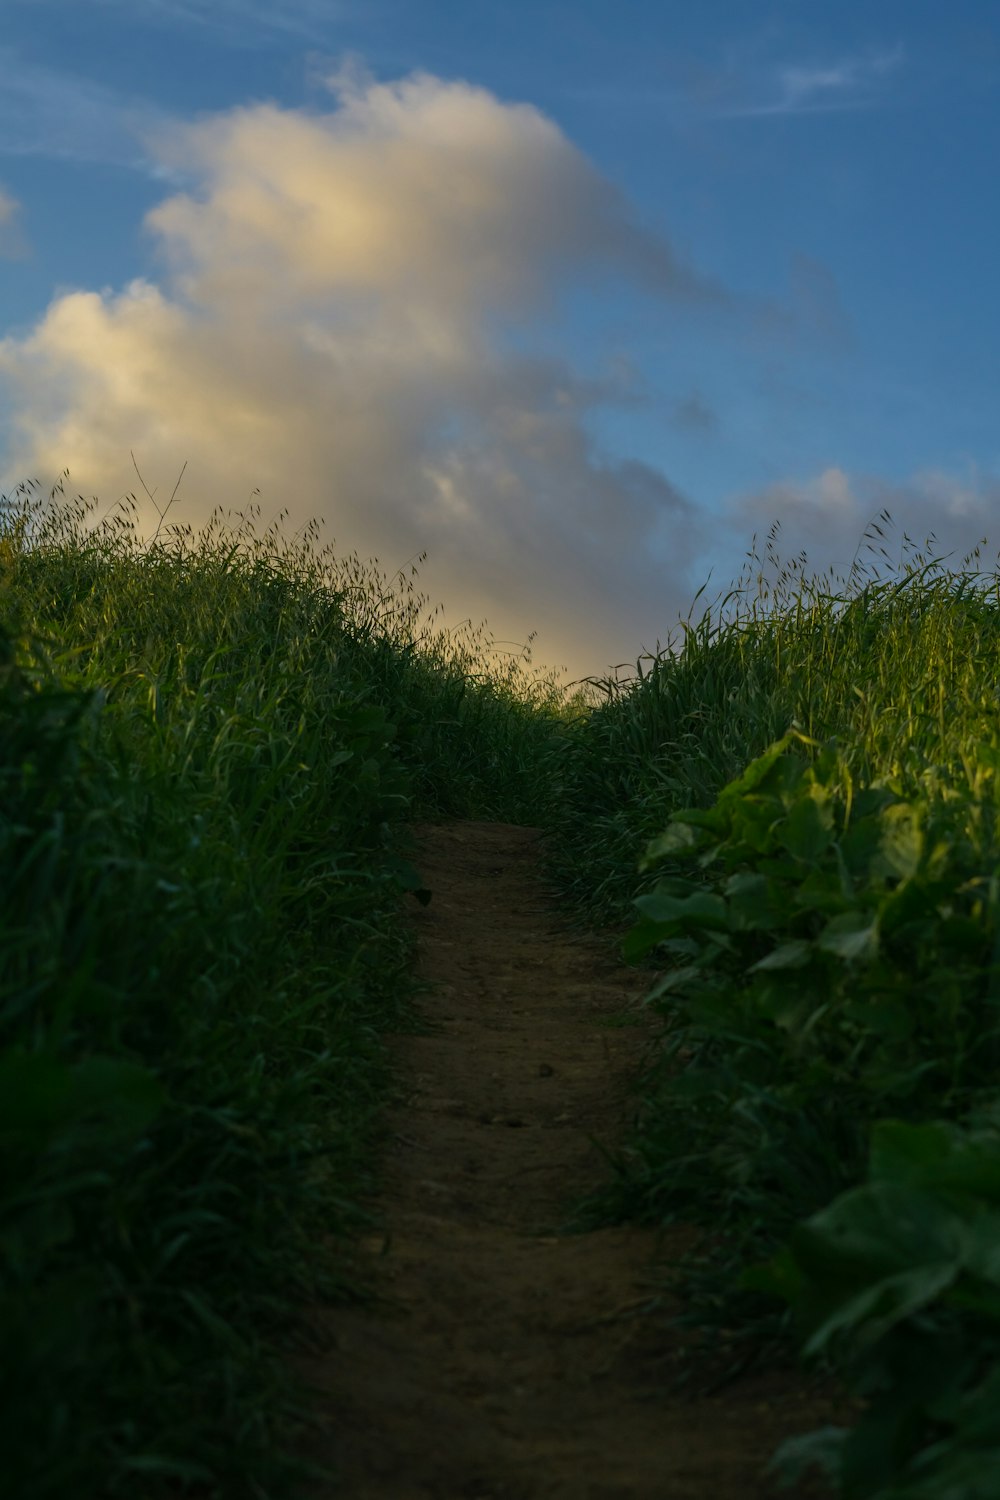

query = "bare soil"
[293,821,843,1499]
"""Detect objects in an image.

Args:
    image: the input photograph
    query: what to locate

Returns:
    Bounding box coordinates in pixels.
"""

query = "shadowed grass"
[1,477,566,1499]
[539,513,1000,1497]
[12,475,1000,1500]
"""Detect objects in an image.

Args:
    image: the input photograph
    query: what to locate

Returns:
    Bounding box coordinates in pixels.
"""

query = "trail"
[295,822,840,1499]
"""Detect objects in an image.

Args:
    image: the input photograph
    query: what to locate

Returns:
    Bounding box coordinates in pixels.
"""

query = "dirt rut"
[295,821,838,1499]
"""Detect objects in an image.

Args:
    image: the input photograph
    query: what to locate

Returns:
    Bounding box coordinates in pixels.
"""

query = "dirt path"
[295,822,839,1499]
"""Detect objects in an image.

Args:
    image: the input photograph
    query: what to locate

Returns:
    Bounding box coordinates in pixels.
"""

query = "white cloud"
[141,70,725,317]
[0,71,718,682]
[712,45,904,120]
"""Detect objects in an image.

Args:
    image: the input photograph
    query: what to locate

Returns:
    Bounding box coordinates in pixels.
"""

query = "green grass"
[537,514,1000,1498]
[9,479,1000,1500]
[0,477,565,1499]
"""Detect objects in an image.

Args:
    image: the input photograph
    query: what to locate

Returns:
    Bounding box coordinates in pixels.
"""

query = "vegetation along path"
[294,820,841,1499]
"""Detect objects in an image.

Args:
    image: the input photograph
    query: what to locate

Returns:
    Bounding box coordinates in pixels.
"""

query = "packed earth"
[290,821,847,1499]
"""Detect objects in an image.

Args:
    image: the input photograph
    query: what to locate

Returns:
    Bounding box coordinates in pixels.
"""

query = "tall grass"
[543,515,1000,922]
[1,477,564,1499]
[540,514,1000,1498]
[12,472,1000,1500]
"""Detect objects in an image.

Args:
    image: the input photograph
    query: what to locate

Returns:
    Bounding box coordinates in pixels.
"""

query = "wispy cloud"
[12,0,361,47]
[711,45,903,120]
[561,44,903,131]
[0,48,173,170]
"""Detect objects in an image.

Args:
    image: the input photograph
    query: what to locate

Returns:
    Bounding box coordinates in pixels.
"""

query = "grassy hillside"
[543,517,1000,1500]
[6,482,1000,1500]
[0,479,565,1499]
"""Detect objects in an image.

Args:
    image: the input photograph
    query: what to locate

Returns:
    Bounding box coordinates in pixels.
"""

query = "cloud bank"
[0,69,720,680]
[729,464,1000,589]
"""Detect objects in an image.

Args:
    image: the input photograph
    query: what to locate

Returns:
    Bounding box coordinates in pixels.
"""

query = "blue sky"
[1,0,998,680]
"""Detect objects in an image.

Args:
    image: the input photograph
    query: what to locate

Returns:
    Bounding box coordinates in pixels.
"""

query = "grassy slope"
[1,484,564,1500]
[538,520,1000,1499]
[8,485,1000,1500]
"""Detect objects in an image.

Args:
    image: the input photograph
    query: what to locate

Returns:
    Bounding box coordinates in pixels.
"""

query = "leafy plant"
[546,514,1000,1492]
[753,1115,1000,1499]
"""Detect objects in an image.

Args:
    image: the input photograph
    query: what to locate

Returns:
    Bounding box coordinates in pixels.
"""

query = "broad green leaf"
[883,1446,1000,1500]
[802,1262,957,1359]
[927,1361,1000,1450]
[641,817,712,866]
[792,868,850,915]
[870,1120,1000,1208]
[956,1222,1000,1288]
[724,871,779,931]
[779,792,835,862]
[717,732,811,809]
[840,814,884,876]
[645,963,706,1001]
[795,1180,967,1281]
[749,939,813,972]
[727,797,787,855]
[879,877,937,937]
[852,784,900,821]
[621,917,667,961]
[633,888,729,931]
[879,802,924,880]
[789,1182,970,1356]
[668,807,724,829]
[766,1427,847,1490]
[752,976,819,1033]
[817,912,879,963]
